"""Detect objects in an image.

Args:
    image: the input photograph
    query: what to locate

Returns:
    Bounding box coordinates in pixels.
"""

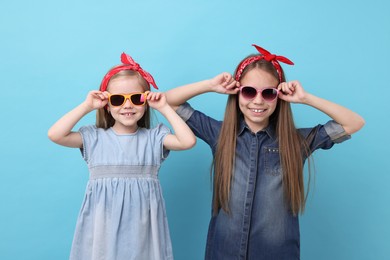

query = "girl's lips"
[251,108,266,113]
[120,112,135,116]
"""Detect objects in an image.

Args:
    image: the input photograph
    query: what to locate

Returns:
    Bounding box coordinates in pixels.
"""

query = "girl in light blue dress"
[48,53,196,260]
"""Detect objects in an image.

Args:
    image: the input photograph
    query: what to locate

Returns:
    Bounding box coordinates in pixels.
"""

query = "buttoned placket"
[178,104,348,260]
[239,131,264,260]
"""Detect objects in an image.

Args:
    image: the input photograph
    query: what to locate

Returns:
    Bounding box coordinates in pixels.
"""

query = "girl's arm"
[278,81,365,135]
[47,91,109,148]
[146,92,196,150]
[165,72,238,110]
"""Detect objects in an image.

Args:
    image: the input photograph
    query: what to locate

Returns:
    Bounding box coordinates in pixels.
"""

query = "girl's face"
[107,75,147,134]
[238,68,279,133]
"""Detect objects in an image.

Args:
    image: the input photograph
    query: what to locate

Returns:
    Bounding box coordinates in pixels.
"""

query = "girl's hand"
[146,92,167,110]
[84,90,109,110]
[277,80,308,104]
[210,72,239,94]
[278,81,364,135]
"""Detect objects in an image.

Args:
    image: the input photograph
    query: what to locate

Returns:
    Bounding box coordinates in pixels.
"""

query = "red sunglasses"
[239,86,279,102]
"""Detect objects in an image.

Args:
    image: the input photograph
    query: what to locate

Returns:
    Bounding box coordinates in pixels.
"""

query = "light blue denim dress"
[69,124,173,260]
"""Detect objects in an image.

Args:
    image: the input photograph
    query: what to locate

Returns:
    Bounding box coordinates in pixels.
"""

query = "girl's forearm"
[165,79,212,108]
[303,94,365,135]
[158,105,196,150]
[48,103,92,146]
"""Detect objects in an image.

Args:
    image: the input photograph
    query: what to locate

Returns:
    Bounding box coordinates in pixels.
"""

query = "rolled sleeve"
[324,120,351,143]
[176,102,195,121]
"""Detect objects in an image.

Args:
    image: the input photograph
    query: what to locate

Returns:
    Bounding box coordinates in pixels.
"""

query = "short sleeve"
[78,125,99,162]
[152,123,171,160]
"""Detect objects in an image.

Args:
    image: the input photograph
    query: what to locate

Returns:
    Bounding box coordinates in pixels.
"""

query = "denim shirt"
[177,103,350,260]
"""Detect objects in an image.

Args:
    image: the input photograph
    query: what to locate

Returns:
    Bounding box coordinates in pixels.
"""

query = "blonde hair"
[213,56,312,216]
[96,69,151,129]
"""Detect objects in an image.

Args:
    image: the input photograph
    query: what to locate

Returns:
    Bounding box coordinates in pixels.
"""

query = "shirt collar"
[238,116,277,139]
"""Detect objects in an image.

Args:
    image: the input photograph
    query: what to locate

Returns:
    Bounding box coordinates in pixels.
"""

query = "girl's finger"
[225,80,237,90]
[102,91,110,98]
[146,92,154,100]
[97,93,106,100]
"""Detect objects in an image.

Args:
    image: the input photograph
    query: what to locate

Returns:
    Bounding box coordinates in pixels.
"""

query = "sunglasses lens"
[110,95,125,106]
[262,88,278,101]
[130,94,144,106]
[241,87,257,100]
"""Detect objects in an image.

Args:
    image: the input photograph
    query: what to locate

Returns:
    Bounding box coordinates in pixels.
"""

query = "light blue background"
[1,0,389,259]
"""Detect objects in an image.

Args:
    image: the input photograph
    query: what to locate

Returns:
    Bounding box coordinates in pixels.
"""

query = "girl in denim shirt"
[166,44,364,260]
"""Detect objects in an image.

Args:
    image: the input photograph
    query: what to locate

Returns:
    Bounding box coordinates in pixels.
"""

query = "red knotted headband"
[235,44,294,82]
[100,52,158,91]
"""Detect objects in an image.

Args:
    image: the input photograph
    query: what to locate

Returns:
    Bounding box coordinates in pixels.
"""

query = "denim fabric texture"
[70,124,173,260]
[176,103,350,260]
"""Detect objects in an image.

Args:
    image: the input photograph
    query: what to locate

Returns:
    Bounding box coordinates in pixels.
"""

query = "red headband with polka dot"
[100,52,158,91]
[235,44,294,82]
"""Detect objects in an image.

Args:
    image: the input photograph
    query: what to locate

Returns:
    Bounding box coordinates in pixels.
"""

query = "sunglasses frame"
[108,92,148,107]
[239,86,279,102]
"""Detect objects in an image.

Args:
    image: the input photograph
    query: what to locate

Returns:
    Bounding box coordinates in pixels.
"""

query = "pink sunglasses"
[239,86,279,102]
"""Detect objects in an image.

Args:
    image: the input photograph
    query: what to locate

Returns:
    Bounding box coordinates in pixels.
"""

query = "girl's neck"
[245,119,269,133]
[112,124,139,135]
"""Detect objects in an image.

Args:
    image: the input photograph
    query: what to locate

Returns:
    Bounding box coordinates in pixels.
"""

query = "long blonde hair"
[213,56,311,216]
[96,69,151,129]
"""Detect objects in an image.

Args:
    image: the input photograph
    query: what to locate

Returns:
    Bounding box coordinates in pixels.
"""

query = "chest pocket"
[263,147,283,176]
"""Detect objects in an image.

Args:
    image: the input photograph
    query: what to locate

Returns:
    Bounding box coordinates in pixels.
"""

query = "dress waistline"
[89,165,159,180]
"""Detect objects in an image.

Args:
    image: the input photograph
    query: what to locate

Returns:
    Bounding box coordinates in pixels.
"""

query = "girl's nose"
[252,92,264,104]
[123,98,133,108]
